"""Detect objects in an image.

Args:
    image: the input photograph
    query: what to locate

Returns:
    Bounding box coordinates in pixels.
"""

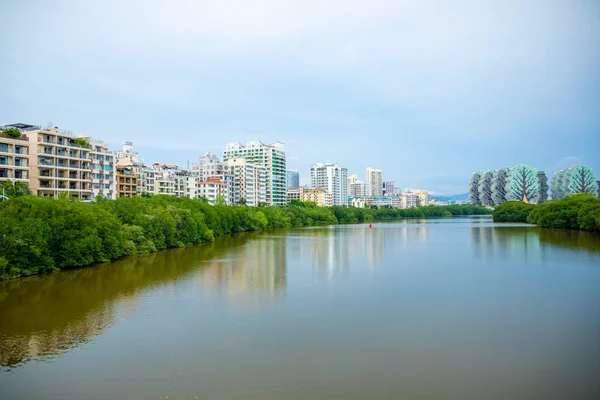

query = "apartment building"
[366,167,383,196]
[117,166,137,197]
[301,187,333,207]
[223,141,286,206]
[197,176,227,204]
[400,193,418,208]
[225,158,267,206]
[310,163,348,206]
[348,174,367,197]
[138,168,156,195]
[86,138,117,200]
[0,128,30,186]
[383,181,395,196]
[192,153,224,181]
[4,124,93,199]
[416,190,429,206]
[286,186,304,203]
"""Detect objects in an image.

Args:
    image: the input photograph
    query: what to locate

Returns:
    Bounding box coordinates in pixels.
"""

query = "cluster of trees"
[0,181,32,199]
[0,196,490,280]
[329,203,490,224]
[492,194,600,231]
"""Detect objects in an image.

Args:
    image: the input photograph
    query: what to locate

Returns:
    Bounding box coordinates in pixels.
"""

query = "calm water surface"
[1,217,600,399]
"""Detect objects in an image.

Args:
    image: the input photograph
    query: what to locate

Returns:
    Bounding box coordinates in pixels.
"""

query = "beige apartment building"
[286,186,304,203]
[301,187,333,207]
[0,129,30,186]
[2,124,93,199]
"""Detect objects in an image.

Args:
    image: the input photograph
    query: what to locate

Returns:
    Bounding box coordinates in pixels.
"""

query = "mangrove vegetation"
[0,196,489,280]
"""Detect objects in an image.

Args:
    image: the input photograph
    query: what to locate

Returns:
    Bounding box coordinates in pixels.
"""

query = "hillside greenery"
[0,196,490,280]
[492,194,600,231]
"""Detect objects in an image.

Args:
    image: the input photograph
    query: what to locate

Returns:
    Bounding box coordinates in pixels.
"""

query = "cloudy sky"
[1,0,598,194]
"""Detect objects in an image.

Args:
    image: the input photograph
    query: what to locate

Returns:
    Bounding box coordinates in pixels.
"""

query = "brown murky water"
[1,217,599,399]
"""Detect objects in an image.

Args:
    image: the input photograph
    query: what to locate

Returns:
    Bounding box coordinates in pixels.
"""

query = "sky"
[1,0,598,195]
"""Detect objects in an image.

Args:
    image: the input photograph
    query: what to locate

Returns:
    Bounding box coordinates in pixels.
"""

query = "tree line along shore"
[0,196,489,280]
[492,194,600,232]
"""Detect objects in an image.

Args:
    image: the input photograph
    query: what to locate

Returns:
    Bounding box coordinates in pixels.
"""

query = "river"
[1,217,599,399]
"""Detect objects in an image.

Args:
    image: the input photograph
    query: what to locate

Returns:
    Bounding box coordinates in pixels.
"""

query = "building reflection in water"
[470,225,543,262]
[290,223,429,281]
[198,235,287,311]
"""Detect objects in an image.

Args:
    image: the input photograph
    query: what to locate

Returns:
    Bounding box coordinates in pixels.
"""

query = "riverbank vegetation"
[0,196,490,280]
[492,194,600,231]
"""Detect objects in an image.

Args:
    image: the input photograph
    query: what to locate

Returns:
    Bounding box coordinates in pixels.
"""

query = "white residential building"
[366,167,383,196]
[416,190,429,206]
[197,176,228,204]
[225,158,267,206]
[401,193,419,208]
[192,152,225,181]
[86,138,117,200]
[310,163,348,206]
[348,174,367,198]
[223,141,286,206]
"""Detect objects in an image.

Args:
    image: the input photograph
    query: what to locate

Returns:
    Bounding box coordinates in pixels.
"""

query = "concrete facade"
[223,141,286,206]
[310,163,348,206]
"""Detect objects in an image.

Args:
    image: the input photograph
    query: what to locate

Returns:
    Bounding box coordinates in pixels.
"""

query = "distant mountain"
[430,193,468,202]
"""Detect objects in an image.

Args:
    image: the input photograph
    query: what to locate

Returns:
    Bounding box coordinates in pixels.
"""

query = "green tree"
[0,180,32,198]
[2,127,21,138]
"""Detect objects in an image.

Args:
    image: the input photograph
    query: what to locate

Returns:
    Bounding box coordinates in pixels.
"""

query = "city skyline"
[1,1,598,195]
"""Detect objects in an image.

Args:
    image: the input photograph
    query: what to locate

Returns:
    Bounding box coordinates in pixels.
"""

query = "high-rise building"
[223,141,286,206]
[225,158,267,206]
[287,170,299,188]
[192,153,224,181]
[347,174,367,198]
[86,138,117,200]
[551,165,599,199]
[310,163,348,206]
[366,167,383,196]
[383,181,395,196]
[469,165,548,205]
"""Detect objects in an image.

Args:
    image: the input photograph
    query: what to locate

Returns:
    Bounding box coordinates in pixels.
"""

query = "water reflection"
[0,233,256,368]
[471,225,542,261]
[198,235,287,310]
[471,225,600,260]
[289,224,429,280]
